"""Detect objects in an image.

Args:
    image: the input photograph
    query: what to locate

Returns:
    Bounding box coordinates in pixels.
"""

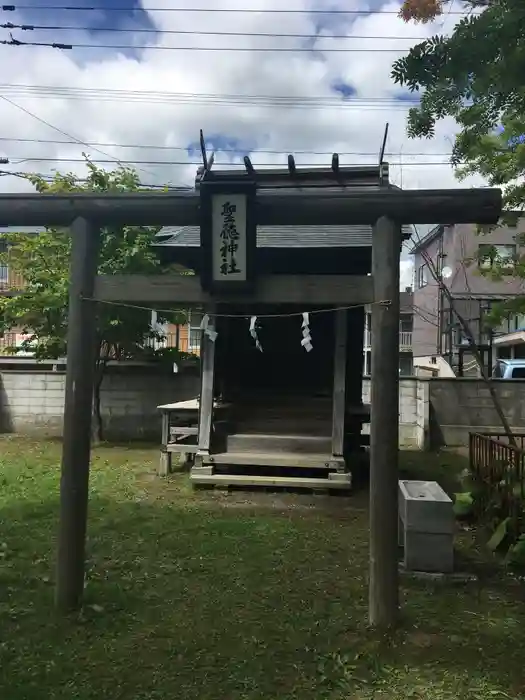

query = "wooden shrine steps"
[202,450,337,469]
[191,472,350,491]
[184,398,360,492]
[223,432,332,455]
[190,444,351,491]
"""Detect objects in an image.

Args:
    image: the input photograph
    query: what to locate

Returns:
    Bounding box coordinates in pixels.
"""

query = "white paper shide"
[211,193,248,282]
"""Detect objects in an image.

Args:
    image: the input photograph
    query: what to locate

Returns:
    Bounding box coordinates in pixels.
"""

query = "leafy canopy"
[393,0,525,326]
[399,0,492,24]
[392,0,525,211]
[0,159,176,360]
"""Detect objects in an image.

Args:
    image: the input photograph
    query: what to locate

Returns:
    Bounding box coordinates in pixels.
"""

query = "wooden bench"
[157,399,230,476]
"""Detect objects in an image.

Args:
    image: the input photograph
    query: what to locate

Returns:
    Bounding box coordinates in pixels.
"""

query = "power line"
[0,94,155,179]
[5,26,434,43]
[0,94,127,164]
[0,94,185,185]
[0,83,421,111]
[0,37,436,52]
[0,5,471,15]
[0,22,439,41]
[0,83,420,104]
[5,157,453,167]
[0,136,454,157]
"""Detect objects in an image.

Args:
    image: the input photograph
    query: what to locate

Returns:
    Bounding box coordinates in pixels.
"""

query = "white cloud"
[0,0,486,212]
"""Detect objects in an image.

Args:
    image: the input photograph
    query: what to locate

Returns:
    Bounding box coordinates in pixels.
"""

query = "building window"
[478,244,516,272]
[364,312,371,347]
[497,313,525,334]
[399,314,413,333]
[436,254,445,277]
[417,264,428,289]
[455,327,470,346]
[0,239,7,285]
[399,354,413,376]
[515,314,525,331]
[188,311,203,354]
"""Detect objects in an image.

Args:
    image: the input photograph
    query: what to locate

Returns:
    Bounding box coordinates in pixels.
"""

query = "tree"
[392,0,525,212]
[0,159,183,440]
[393,0,525,327]
[398,0,492,24]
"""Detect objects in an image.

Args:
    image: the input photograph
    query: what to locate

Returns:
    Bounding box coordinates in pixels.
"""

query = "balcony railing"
[0,332,18,352]
[364,330,412,348]
[0,268,25,291]
[399,331,412,348]
[0,330,202,356]
[142,330,201,356]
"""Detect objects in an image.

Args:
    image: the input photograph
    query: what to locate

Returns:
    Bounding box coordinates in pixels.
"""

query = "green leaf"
[512,483,524,498]
[507,534,525,565]
[487,518,511,552]
[1,157,190,436]
[393,0,525,213]
[453,492,474,517]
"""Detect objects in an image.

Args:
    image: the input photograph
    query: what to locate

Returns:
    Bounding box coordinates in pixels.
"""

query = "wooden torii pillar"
[369,217,402,627]
[0,183,502,619]
[56,218,100,611]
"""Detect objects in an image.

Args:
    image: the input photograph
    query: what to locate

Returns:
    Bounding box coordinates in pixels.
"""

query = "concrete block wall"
[416,379,430,449]
[0,367,200,440]
[2,369,525,449]
[0,371,66,433]
[361,378,420,447]
[100,371,200,440]
[428,378,525,447]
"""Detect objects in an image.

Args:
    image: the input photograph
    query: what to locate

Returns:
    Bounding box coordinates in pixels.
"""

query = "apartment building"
[411,218,525,374]
[363,288,414,375]
[0,230,28,352]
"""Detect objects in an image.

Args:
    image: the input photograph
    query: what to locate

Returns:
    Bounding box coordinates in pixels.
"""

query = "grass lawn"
[0,436,524,700]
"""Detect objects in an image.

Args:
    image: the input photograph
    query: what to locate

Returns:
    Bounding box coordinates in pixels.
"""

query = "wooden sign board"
[199,180,256,293]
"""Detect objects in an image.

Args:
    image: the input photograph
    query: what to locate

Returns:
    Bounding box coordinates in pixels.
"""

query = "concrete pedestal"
[398,479,454,574]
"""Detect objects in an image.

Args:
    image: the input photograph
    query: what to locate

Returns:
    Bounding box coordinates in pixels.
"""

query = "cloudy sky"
[0,0,483,286]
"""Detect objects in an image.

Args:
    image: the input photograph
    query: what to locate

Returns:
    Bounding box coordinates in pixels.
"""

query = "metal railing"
[469,432,525,537]
[364,330,412,348]
[399,331,412,348]
[142,328,201,356]
[0,328,202,357]
[143,332,180,351]
[0,268,25,291]
[0,332,17,352]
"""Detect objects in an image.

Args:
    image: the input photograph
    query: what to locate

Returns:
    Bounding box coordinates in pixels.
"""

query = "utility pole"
[369,216,402,628]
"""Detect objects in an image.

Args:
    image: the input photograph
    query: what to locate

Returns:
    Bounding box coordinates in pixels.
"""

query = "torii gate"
[0,178,502,628]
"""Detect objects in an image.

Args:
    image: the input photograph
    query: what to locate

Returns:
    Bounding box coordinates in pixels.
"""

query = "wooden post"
[159,410,172,476]
[369,216,401,628]
[55,217,100,613]
[331,308,347,458]
[345,305,365,452]
[197,313,216,456]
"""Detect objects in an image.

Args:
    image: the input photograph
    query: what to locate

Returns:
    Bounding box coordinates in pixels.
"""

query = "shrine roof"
[154,223,413,249]
[156,163,411,247]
